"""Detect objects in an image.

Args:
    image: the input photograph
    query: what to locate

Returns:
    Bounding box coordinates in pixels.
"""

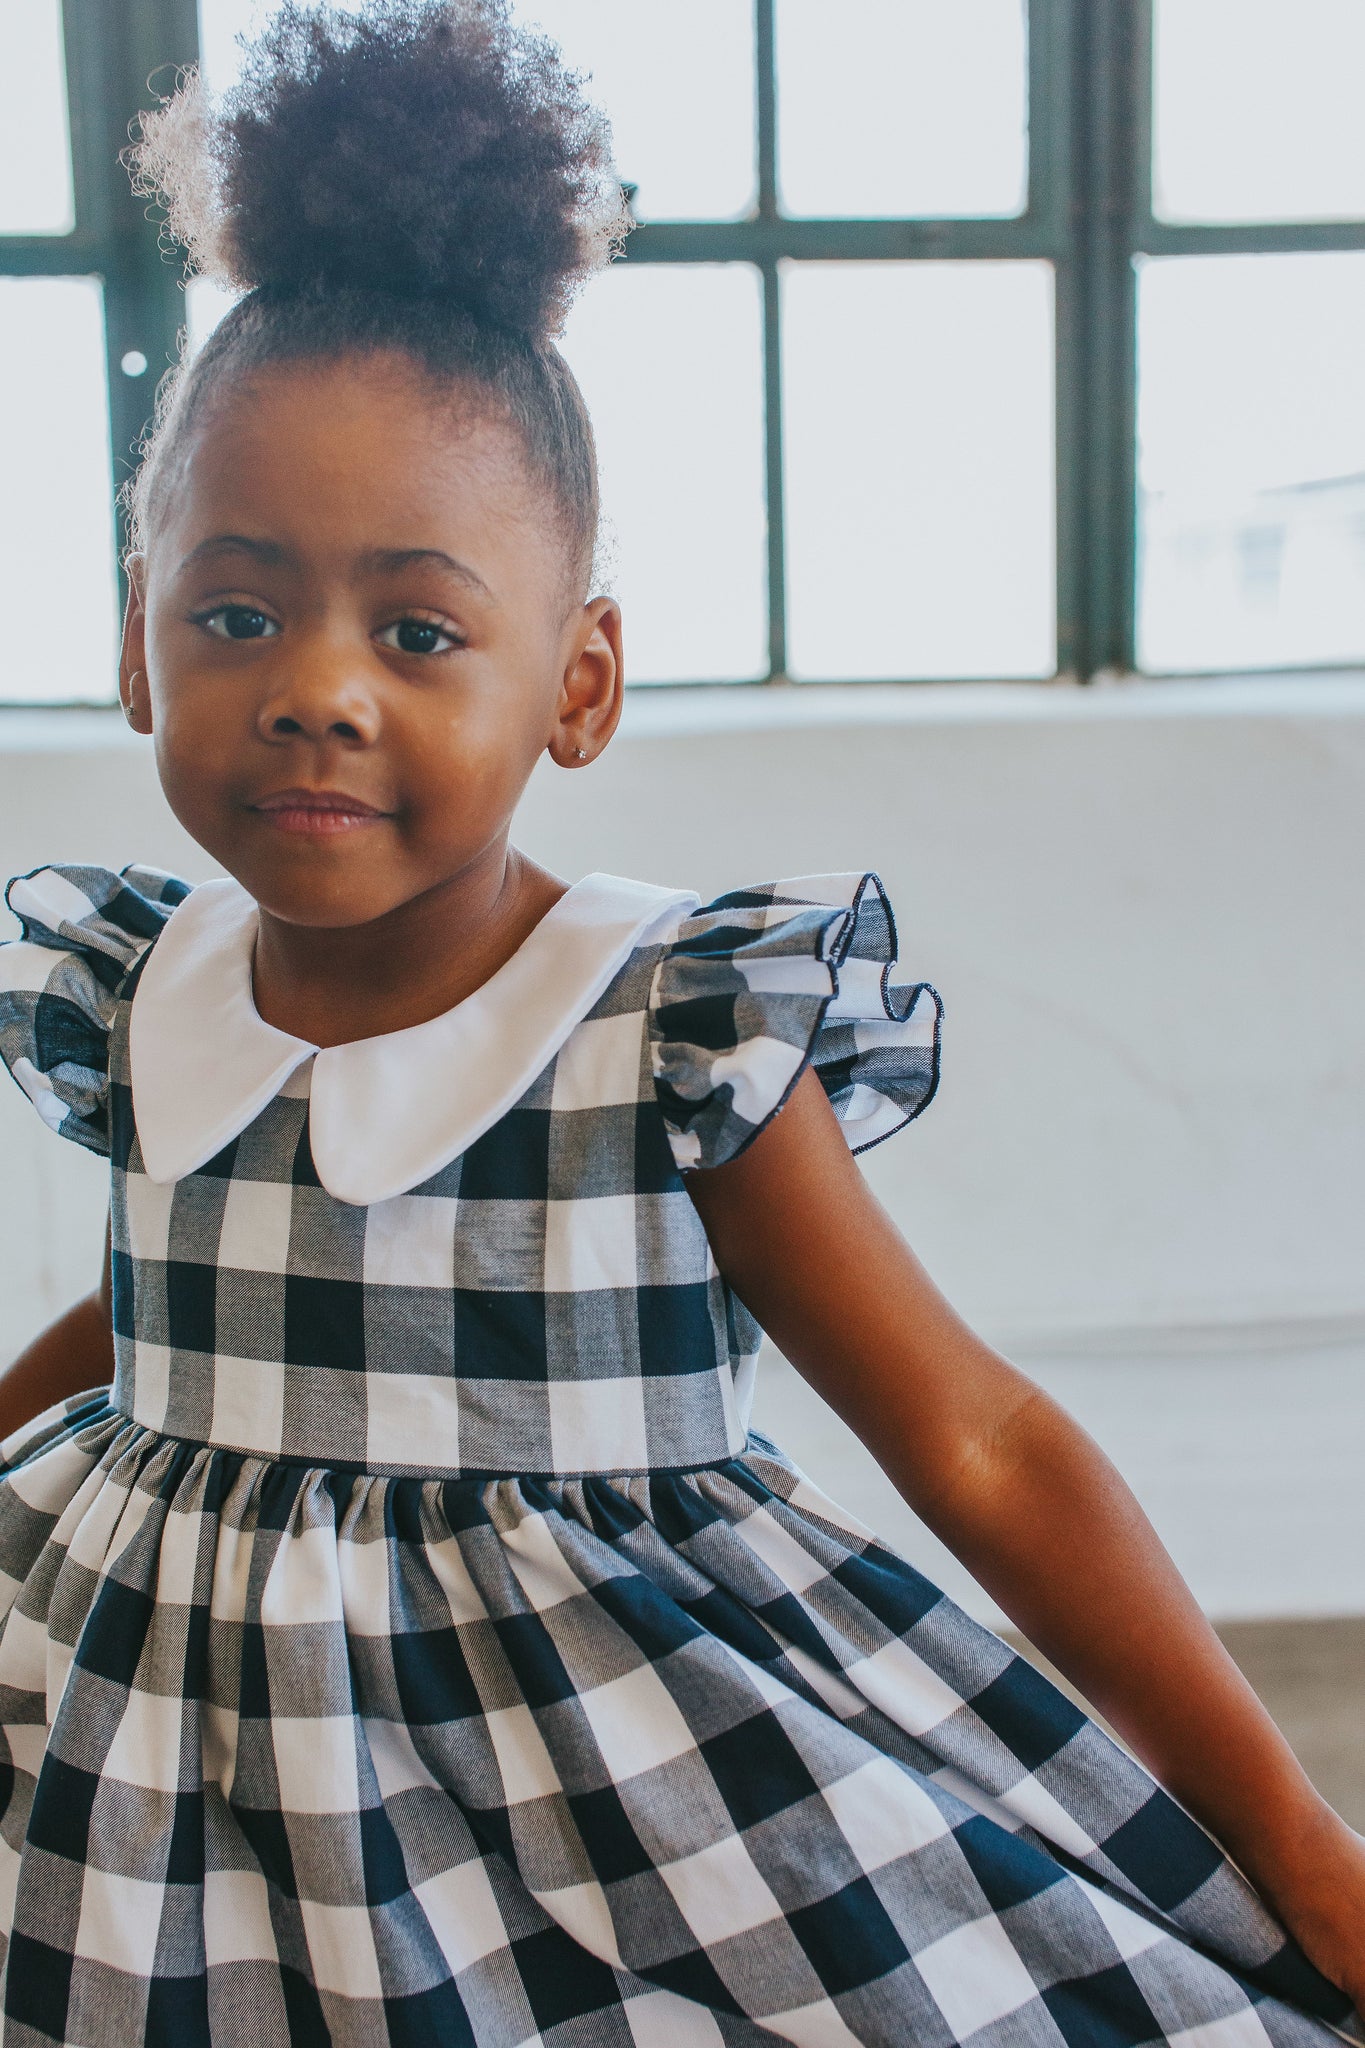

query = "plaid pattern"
[0,867,940,1481]
[0,864,1356,2045]
[0,1409,1352,2046]
[651,872,942,1172]
[0,865,187,1154]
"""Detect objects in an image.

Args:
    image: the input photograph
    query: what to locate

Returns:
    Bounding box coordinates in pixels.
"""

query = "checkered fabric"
[0,866,941,1481]
[0,865,1356,2047]
[0,864,188,1156]
[649,873,942,1171]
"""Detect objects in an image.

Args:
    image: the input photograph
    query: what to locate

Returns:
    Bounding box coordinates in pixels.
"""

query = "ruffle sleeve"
[649,872,942,1173]
[0,863,190,1155]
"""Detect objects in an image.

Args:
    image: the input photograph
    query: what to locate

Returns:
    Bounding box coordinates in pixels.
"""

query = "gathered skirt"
[0,1392,1354,2048]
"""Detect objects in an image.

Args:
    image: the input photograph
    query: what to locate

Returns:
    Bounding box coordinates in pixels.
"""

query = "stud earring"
[574,747,588,761]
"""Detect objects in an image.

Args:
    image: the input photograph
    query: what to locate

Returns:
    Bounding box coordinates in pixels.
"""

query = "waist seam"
[104,1404,749,1483]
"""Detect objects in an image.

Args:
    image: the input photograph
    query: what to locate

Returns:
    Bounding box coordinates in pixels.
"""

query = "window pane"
[0,0,74,235]
[519,2,755,221]
[776,0,1027,220]
[198,0,368,90]
[200,0,755,221]
[559,265,766,683]
[1137,254,1365,673]
[783,262,1054,680]
[0,280,118,704]
[185,276,239,354]
[1153,0,1365,224]
[197,0,251,89]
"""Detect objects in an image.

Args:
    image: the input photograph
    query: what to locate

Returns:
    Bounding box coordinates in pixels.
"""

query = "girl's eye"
[378,618,461,656]
[198,605,278,641]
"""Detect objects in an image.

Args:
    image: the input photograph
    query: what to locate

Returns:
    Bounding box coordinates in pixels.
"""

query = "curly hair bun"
[131,0,628,341]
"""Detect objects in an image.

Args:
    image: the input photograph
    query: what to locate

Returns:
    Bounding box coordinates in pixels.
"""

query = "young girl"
[0,6,1360,2042]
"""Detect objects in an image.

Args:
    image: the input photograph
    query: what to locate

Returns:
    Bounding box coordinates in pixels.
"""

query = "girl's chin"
[237,862,411,929]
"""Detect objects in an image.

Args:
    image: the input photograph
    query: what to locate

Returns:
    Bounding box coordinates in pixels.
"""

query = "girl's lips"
[251,789,389,835]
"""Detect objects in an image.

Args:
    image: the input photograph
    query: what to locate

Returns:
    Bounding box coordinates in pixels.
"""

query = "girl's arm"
[0,1219,114,1440]
[687,1067,1365,2006]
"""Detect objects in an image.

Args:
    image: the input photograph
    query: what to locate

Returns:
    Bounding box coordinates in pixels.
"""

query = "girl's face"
[121,354,621,929]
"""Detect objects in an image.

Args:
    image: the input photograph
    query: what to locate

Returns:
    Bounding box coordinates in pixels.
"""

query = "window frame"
[1064,0,1365,688]
[2,0,1363,702]
[3,0,198,668]
[627,0,1070,682]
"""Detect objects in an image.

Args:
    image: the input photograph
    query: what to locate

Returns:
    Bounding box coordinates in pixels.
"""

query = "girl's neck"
[249,844,567,1049]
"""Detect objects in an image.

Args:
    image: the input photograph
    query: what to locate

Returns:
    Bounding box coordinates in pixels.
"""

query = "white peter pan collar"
[130,872,695,1205]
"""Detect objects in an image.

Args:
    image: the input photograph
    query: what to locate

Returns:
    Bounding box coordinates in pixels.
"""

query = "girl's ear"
[118,556,153,735]
[547,596,624,771]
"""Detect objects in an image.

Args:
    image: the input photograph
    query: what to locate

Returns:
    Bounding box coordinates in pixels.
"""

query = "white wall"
[4,677,1365,1344]
[516,676,1365,1345]
[3,678,1363,1615]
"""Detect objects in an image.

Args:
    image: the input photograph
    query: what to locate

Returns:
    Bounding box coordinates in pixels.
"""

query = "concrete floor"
[1003,1619,1365,1831]
[1216,1617,1365,1830]
[750,1344,1365,1828]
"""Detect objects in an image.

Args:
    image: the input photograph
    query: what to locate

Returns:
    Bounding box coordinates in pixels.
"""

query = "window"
[546,0,1055,683]
[1139,0,1365,672]
[3,0,1363,702]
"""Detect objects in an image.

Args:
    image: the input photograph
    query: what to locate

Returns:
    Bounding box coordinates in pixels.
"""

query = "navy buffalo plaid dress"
[0,861,1355,2048]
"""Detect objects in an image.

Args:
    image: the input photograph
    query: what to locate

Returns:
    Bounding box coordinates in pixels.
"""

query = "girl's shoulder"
[648,871,944,1175]
[0,862,190,1153]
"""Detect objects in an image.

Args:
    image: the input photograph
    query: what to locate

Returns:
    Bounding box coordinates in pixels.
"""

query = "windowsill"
[0,707,145,750]
[617,669,1365,736]
[2,669,1365,750]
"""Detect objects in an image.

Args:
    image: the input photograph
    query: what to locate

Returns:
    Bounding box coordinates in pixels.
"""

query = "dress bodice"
[104,944,753,1475]
[1,862,942,1477]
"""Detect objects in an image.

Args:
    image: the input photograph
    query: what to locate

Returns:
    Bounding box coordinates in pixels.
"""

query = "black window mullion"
[627,218,1056,263]
[1054,0,1142,681]
[1026,0,1071,237]
[63,0,199,612]
[1032,0,1082,682]
[754,0,787,682]
[1141,219,1365,257]
[760,261,787,682]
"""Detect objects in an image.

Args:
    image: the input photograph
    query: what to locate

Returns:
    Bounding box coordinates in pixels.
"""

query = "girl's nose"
[255,658,380,747]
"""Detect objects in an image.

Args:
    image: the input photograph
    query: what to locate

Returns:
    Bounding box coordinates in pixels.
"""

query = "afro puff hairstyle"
[124,0,630,579]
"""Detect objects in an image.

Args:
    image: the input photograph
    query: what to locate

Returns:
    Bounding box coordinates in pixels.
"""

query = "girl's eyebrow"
[356,546,497,603]
[177,534,286,574]
[175,535,496,603]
